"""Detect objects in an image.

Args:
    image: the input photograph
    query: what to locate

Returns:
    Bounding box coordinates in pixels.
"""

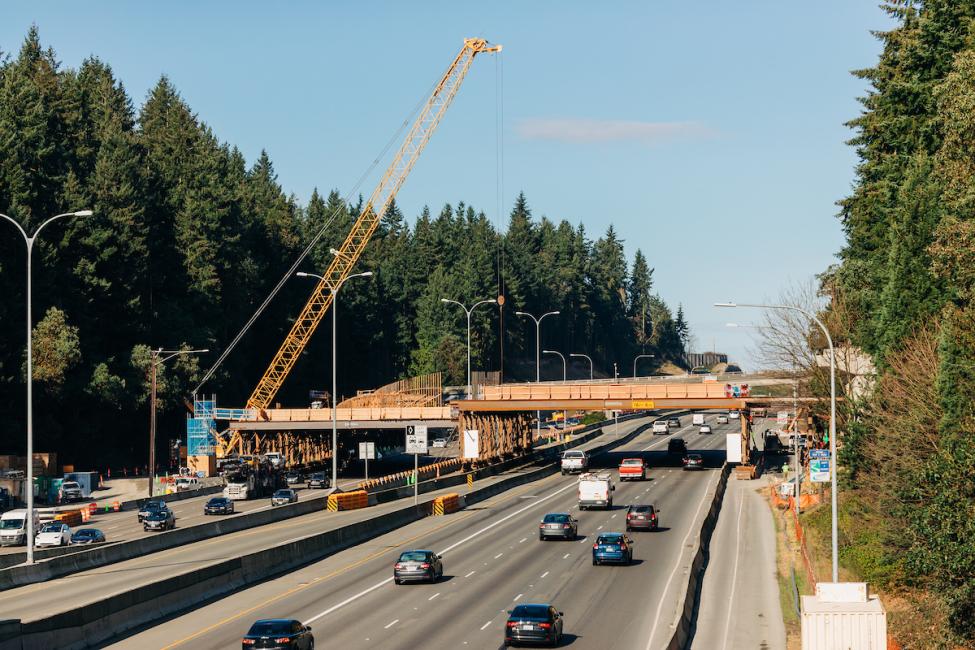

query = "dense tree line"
[829,1,975,644]
[0,29,689,471]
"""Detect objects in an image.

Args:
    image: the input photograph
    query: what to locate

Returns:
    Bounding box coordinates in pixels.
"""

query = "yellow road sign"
[631,400,655,409]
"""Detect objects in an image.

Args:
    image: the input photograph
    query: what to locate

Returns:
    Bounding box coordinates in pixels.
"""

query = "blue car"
[592,532,634,566]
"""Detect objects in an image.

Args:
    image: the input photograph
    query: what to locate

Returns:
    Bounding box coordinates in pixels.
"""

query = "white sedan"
[431,438,448,448]
[699,425,713,434]
[35,522,71,547]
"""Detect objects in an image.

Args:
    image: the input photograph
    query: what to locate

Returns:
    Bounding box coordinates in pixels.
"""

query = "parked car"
[699,424,712,434]
[592,532,634,565]
[683,453,704,470]
[504,604,563,648]
[625,504,659,532]
[431,438,448,448]
[137,500,169,523]
[393,549,443,584]
[271,489,298,506]
[241,619,314,650]
[204,497,235,515]
[71,528,106,544]
[35,522,71,547]
[143,509,176,532]
[175,476,201,492]
[667,417,681,428]
[59,480,84,503]
[307,472,330,489]
[538,513,578,541]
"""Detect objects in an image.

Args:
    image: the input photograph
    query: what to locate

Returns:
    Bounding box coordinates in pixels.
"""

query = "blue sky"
[2,1,894,370]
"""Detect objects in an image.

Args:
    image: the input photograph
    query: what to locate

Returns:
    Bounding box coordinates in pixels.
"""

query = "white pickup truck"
[560,450,589,475]
[578,472,615,510]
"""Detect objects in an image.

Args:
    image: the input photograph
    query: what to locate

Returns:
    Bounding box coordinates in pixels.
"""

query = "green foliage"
[27,307,80,390]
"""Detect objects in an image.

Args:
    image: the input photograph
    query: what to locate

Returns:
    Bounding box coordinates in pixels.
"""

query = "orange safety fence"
[326,490,369,512]
[357,457,464,491]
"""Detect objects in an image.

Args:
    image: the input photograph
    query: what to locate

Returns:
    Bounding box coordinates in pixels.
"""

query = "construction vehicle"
[214,38,501,460]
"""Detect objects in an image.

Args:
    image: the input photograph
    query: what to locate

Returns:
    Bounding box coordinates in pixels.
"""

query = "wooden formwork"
[338,372,443,408]
[458,411,532,461]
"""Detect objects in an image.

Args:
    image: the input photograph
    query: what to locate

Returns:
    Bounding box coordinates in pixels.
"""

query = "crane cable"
[193,82,439,396]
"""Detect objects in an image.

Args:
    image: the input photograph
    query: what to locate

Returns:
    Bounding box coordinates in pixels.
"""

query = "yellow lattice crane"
[247,38,501,412]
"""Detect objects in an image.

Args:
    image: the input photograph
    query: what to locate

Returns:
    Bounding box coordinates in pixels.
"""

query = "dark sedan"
[538,513,578,541]
[393,549,442,584]
[683,453,704,470]
[625,504,659,532]
[241,618,313,649]
[271,489,298,506]
[137,500,168,523]
[70,528,106,544]
[204,497,235,515]
[592,532,634,565]
[307,472,330,489]
[668,417,681,428]
[143,509,175,532]
[504,604,563,647]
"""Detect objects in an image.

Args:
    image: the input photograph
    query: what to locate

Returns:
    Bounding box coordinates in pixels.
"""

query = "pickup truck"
[618,458,646,481]
[561,450,589,475]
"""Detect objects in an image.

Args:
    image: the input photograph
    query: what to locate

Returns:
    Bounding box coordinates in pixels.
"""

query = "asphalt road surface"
[108,415,732,650]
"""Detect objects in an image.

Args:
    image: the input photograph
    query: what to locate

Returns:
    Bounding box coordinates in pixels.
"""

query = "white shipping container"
[801,584,887,650]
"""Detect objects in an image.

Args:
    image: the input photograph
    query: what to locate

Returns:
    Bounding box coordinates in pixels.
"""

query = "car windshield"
[274,490,291,497]
[142,502,164,511]
[62,482,79,489]
[597,534,623,545]
[510,605,549,620]
[74,529,96,537]
[208,498,227,505]
[398,551,431,562]
[688,454,703,460]
[629,505,652,513]
[563,452,583,458]
[0,519,24,529]
[542,514,570,523]
[247,621,294,636]
[147,512,168,520]
[621,459,642,466]
[40,523,62,533]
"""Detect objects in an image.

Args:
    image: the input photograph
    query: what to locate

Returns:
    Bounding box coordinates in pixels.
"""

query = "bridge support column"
[458,411,532,462]
[741,410,750,465]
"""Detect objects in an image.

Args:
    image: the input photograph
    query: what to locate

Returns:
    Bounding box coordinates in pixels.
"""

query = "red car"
[618,458,646,481]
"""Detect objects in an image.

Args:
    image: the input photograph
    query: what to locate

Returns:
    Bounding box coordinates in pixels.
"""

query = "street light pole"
[569,353,593,380]
[633,353,655,378]
[543,350,568,431]
[0,209,92,565]
[716,301,839,582]
[515,310,560,441]
[148,348,209,497]
[298,265,373,493]
[441,298,497,398]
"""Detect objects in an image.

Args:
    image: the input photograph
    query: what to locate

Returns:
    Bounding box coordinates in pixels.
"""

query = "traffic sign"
[358,442,375,460]
[405,425,428,454]
[810,449,831,483]
[463,429,479,459]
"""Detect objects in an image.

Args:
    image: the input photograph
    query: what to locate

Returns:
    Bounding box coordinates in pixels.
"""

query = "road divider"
[326,490,369,512]
[432,493,460,516]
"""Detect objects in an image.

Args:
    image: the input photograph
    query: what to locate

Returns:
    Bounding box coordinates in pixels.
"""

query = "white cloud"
[516,118,712,144]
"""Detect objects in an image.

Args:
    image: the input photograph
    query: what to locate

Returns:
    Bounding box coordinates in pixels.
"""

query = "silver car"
[538,513,578,541]
[271,489,298,506]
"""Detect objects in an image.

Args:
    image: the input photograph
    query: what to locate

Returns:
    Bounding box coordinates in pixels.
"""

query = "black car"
[204,497,235,515]
[538,513,578,541]
[393,549,443,584]
[241,618,314,649]
[625,504,659,532]
[137,500,169,523]
[683,453,704,470]
[143,509,175,532]
[667,417,681,428]
[70,528,106,544]
[504,604,563,647]
[307,472,330,489]
[668,438,687,455]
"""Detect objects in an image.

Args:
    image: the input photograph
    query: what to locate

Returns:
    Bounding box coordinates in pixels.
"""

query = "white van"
[578,473,615,510]
[0,509,41,546]
[692,413,705,426]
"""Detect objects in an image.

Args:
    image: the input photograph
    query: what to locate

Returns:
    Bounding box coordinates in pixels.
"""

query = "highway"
[108,415,732,649]
[0,416,658,628]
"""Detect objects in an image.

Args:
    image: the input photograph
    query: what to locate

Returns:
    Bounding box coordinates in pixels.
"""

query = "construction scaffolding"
[339,372,443,408]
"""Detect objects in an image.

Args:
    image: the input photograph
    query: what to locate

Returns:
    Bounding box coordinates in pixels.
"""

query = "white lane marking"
[721,488,747,650]
[540,571,549,578]
[305,479,579,625]
[494,553,504,559]
[645,468,721,650]
[429,592,441,601]
[384,619,399,629]
[563,553,571,559]
[465,570,476,578]
[480,621,492,631]
[519,537,527,543]
[514,593,523,601]
[597,525,603,530]
[611,514,617,519]
[579,537,588,543]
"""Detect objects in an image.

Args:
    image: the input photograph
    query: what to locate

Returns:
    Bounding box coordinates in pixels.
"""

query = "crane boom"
[246,38,501,410]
